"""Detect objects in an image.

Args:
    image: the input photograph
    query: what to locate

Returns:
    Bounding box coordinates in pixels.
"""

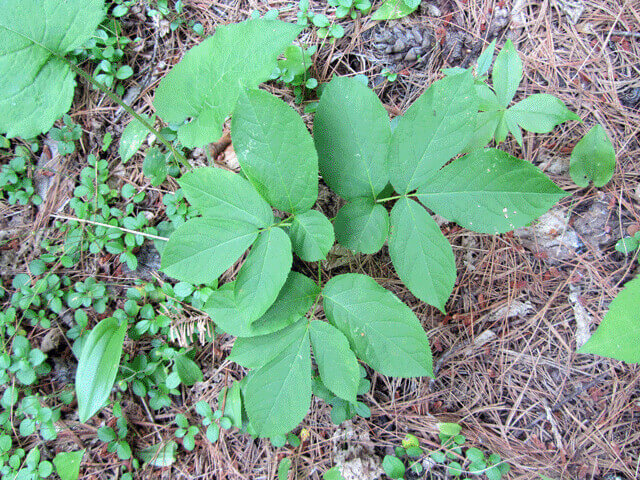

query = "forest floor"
[2,0,640,479]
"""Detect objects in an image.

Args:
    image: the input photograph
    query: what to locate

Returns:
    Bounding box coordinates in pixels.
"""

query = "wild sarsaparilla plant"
[1,0,581,440]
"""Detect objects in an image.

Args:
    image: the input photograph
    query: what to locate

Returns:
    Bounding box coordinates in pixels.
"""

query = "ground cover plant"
[1,0,639,479]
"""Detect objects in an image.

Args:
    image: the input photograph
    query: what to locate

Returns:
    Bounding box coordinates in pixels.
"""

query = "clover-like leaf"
[232,89,318,213]
[416,149,569,234]
[0,0,105,138]
[154,19,302,147]
[323,273,433,378]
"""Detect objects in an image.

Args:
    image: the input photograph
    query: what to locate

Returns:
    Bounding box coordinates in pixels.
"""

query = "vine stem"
[375,193,418,204]
[67,62,192,169]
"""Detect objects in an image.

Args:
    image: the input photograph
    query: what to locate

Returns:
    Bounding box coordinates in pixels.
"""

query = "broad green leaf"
[492,39,522,107]
[154,19,302,147]
[204,227,292,336]
[475,83,502,111]
[508,94,580,133]
[249,271,320,336]
[231,89,318,213]
[218,381,243,428]
[324,466,346,480]
[504,108,523,147]
[0,0,105,138]
[476,39,496,77]
[494,111,508,144]
[53,450,85,480]
[314,76,391,200]
[388,71,477,193]
[119,115,153,163]
[334,198,389,254]
[76,317,127,422]
[289,210,335,261]
[462,110,501,153]
[415,149,568,234]
[244,322,311,436]
[229,319,309,370]
[161,218,258,284]
[143,147,168,187]
[570,124,616,188]
[137,441,177,467]
[371,0,418,20]
[178,167,273,227]
[382,455,406,479]
[389,197,455,312]
[310,321,360,403]
[174,354,203,386]
[578,276,640,363]
[278,458,292,480]
[323,273,433,378]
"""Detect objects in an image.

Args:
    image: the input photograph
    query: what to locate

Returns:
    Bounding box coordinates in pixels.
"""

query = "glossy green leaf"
[229,319,309,370]
[334,198,389,254]
[578,276,640,363]
[415,149,568,234]
[154,19,301,147]
[53,450,85,480]
[174,354,203,386]
[161,218,258,284]
[244,322,311,437]
[508,94,580,133]
[389,197,455,312]
[371,0,418,20]
[382,455,406,479]
[492,39,522,107]
[310,321,360,403]
[0,0,105,138]
[570,124,616,188]
[323,273,433,377]
[289,210,335,261]
[119,115,153,163]
[204,227,292,336]
[76,317,127,422]
[389,70,477,193]
[314,76,391,200]
[178,167,273,227]
[476,39,496,77]
[231,89,318,213]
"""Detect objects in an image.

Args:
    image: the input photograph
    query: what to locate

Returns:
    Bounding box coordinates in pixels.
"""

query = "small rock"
[40,328,63,353]
[553,0,585,24]
[332,422,383,480]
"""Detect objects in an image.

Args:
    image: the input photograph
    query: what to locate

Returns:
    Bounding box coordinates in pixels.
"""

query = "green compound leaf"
[0,0,105,138]
[76,317,126,422]
[161,218,258,284]
[492,39,522,107]
[570,124,616,188]
[119,114,153,163]
[289,210,335,261]
[389,70,477,193]
[204,227,292,336]
[371,0,418,20]
[463,110,502,153]
[244,321,311,437]
[229,318,309,370]
[232,89,318,214]
[476,39,497,77]
[415,149,569,234]
[249,271,320,336]
[323,273,433,378]
[309,320,360,403]
[178,167,273,228]
[389,197,455,313]
[314,76,391,200]
[334,198,389,254]
[154,19,302,147]
[508,94,580,133]
[578,276,640,363]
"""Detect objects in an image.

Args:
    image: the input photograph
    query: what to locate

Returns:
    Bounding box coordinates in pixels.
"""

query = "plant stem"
[51,214,169,242]
[67,62,192,169]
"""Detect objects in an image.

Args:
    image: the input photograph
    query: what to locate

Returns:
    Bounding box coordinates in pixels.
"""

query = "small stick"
[50,213,169,242]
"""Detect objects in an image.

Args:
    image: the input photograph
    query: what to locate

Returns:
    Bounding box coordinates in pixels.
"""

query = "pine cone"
[371,24,436,66]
